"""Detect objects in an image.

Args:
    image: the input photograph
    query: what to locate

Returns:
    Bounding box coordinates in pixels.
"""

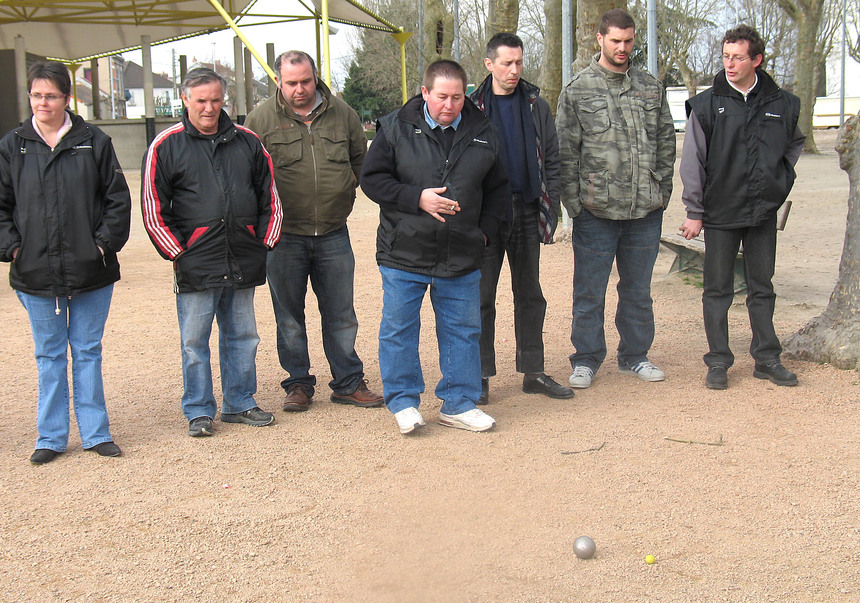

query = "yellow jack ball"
[645,555,656,565]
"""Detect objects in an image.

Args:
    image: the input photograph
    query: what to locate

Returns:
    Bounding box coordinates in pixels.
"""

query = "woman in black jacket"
[0,62,131,464]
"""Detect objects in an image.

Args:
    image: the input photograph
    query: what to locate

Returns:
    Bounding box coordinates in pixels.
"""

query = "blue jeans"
[570,209,662,371]
[176,287,260,421]
[379,266,481,415]
[17,285,115,452]
[266,226,365,396]
[703,216,781,368]
[480,196,547,376]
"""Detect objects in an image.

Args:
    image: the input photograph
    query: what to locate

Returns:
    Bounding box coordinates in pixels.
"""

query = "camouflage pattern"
[556,55,676,220]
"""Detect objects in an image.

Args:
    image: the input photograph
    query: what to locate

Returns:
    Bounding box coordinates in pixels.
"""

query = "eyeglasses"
[28,93,66,102]
[722,55,750,63]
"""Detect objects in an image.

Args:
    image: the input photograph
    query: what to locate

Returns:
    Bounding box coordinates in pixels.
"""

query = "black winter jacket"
[684,69,803,228]
[360,95,510,278]
[0,112,131,296]
[141,110,282,293]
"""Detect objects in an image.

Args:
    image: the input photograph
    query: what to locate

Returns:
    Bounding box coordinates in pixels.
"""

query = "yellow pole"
[68,63,81,114]
[321,0,331,86]
[391,32,413,105]
[315,15,322,74]
[206,0,277,84]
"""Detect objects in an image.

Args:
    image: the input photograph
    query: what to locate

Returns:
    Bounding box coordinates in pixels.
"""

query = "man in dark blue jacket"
[361,60,510,435]
[142,68,283,437]
[470,32,573,404]
[679,25,806,390]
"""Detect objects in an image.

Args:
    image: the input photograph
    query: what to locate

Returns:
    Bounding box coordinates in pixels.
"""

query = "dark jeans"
[570,209,662,371]
[266,226,365,396]
[702,216,781,368]
[480,197,546,377]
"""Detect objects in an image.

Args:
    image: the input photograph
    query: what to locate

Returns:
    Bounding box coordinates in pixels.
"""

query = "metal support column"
[15,35,28,124]
[142,35,156,144]
[233,36,246,123]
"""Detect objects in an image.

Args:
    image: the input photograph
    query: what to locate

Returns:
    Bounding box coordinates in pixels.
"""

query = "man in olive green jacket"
[556,9,675,390]
[245,50,383,412]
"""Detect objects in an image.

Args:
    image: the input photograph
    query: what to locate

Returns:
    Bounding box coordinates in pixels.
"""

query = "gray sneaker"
[188,416,214,437]
[569,365,595,389]
[619,361,665,382]
[220,407,275,427]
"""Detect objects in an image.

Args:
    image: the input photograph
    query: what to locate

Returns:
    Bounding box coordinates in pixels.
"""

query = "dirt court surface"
[0,130,857,601]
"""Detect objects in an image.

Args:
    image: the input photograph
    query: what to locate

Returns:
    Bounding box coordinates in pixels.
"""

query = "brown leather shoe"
[283,383,313,412]
[330,380,384,408]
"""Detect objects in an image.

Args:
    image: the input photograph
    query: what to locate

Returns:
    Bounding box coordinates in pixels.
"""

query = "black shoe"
[221,407,275,426]
[87,441,122,457]
[477,378,489,405]
[522,374,575,399]
[188,416,215,437]
[706,365,728,390]
[30,449,61,465]
[753,362,798,386]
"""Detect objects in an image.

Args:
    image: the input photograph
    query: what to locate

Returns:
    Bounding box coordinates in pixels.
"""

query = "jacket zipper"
[307,123,319,235]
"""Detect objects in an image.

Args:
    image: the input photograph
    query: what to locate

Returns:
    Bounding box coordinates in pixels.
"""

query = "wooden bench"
[659,202,791,296]
[659,232,747,293]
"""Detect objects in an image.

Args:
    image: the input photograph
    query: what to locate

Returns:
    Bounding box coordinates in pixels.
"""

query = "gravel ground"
[0,130,857,602]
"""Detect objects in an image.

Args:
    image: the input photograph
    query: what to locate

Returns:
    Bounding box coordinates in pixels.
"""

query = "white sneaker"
[394,407,426,435]
[619,361,665,382]
[437,408,496,432]
[568,365,595,389]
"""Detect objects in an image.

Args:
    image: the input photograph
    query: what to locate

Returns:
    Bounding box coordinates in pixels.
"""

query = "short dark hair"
[27,61,71,97]
[181,67,227,96]
[274,50,318,78]
[722,24,765,61]
[599,9,636,35]
[486,32,523,60]
[422,59,468,93]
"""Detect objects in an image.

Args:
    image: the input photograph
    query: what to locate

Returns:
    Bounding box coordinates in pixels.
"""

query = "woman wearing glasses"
[0,61,131,464]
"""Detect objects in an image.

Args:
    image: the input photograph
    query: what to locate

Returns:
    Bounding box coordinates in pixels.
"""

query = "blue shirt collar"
[423,102,461,130]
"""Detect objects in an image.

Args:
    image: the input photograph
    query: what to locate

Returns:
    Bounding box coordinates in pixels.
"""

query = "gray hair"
[274,51,318,78]
[181,67,227,97]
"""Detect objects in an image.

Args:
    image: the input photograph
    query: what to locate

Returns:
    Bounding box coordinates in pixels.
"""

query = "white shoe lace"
[572,366,594,378]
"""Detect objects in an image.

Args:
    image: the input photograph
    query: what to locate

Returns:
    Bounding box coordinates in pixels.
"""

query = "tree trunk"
[425,0,455,60]
[574,1,625,74]
[487,0,520,38]
[541,0,562,116]
[783,113,860,371]
[778,0,823,154]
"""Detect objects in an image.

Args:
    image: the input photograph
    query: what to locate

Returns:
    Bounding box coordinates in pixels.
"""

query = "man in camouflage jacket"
[556,9,675,389]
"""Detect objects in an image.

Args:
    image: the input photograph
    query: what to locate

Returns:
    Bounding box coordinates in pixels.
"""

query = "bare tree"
[784,113,860,371]
[847,0,860,63]
[777,0,840,153]
[487,0,519,37]
[540,0,563,114]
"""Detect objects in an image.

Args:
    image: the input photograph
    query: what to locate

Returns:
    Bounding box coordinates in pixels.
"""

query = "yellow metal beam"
[206,0,277,83]
[391,31,412,104]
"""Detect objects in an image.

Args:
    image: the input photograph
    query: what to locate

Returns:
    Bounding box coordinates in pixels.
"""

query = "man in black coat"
[470,32,573,403]
[142,68,283,437]
[679,25,806,390]
[361,60,510,435]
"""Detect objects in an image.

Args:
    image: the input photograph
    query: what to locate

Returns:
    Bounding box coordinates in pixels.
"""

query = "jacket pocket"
[639,97,662,140]
[318,130,350,163]
[577,96,610,135]
[648,169,665,210]
[582,168,609,211]
[268,128,303,167]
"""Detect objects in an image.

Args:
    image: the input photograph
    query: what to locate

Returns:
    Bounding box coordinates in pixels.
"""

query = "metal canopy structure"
[0,0,400,61]
[0,0,411,142]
